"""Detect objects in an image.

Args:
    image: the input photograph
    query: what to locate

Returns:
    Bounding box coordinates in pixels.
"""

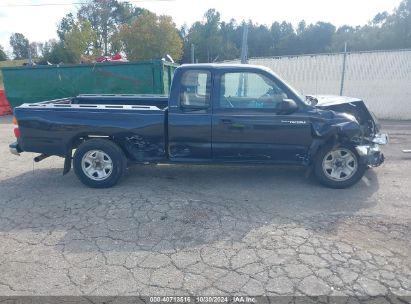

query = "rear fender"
[63,134,112,175]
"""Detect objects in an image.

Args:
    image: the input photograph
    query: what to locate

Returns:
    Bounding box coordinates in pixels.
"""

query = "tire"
[73,139,126,188]
[314,144,366,189]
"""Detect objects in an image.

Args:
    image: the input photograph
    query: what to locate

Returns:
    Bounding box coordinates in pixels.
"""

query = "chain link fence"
[226,49,411,120]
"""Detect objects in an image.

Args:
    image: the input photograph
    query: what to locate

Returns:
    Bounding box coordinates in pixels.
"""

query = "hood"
[314,95,362,107]
[312,95,379,135]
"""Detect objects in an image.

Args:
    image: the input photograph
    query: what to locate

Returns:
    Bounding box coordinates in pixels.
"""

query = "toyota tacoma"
[9,64,388,188]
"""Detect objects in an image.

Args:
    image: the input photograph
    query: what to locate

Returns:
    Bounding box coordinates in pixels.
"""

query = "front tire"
[314,144,366,189]
[73,139,126,188]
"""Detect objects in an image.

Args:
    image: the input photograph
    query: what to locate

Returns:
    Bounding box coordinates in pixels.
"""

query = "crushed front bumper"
[9,142,22,156]
[355,133,388,167]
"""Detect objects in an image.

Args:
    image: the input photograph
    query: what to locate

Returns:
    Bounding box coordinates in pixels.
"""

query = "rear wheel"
[314,144,366,189]
[73,139,126,188]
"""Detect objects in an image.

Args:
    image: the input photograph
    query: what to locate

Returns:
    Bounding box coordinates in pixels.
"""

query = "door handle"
[221,119,232,125]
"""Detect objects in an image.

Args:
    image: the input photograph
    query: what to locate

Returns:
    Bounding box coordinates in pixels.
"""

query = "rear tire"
[314,144,366,189]
[73,139,126,188]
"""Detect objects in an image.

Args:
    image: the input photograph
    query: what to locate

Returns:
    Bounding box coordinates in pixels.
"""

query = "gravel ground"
[0,115,410,298]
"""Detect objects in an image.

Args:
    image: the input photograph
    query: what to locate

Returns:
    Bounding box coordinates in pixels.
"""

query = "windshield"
[266,68,307,104]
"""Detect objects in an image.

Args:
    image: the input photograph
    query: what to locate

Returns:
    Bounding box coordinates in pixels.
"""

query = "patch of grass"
[0,60,27,89]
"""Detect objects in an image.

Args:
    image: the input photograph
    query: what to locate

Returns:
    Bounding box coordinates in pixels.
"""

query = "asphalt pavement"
[0,115,410,298]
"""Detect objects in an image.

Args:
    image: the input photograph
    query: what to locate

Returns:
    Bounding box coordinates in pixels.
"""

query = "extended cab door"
[212,69,313,164]
[168,69,213,161]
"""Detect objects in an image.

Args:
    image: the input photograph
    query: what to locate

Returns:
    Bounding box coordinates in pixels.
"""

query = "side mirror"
[278,99,298,114]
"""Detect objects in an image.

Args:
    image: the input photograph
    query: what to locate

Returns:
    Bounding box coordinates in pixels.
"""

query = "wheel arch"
[63,133,129,175]
[309,133,351,165]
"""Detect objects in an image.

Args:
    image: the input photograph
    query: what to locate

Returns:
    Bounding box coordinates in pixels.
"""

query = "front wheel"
[314,144,366,189]
[73,139,126,188]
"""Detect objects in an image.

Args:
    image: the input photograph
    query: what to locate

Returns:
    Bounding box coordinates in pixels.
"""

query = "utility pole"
[240,23,249,64]
[339,41,348,96]
[191,44,195,63]
[28,44,33,66]
[238,23,249,96]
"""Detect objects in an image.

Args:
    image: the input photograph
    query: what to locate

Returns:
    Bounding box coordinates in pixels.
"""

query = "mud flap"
[63,152,72,175]
[304,165,314,178]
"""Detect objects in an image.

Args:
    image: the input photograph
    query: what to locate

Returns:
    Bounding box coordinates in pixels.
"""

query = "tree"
[41,40,75,64]
[185,21,208,62]
[57,0,149,56]
[38,40,54,60]
[29,42,40,59]
[57,13,76,41]
[372,12,389,26]
[331,25,356,51]
[220,19,240,60]
[0,45,8,61]
[64,20,98,62]
[77,0,115,55]
[202,9,223,62]
[329,0,410,52]
[299,22,336,53]
[9,33,29,59]
[53,0,151,62]
[275,22,298,55]
[297,20,306,35]
[41,21,98,64]
[77,0,144,55]
[184,9,226,63]
[386,0,411,48]
[247,23,273,57]
[46,1,411,63]
[119,11,183,61]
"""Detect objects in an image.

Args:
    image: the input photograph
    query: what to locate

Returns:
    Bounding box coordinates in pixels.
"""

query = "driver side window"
[219,72,288,109]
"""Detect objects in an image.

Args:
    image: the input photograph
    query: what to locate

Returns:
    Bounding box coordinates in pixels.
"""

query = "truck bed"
[15,96,168,162]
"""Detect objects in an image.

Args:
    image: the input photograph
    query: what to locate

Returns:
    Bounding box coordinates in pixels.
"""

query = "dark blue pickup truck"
[10,64,387,188]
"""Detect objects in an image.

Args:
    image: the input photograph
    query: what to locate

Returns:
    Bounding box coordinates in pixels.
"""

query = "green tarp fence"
[1,60,178,108]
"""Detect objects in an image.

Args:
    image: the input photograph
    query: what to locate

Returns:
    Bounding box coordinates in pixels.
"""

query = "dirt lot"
[0,116,410,297]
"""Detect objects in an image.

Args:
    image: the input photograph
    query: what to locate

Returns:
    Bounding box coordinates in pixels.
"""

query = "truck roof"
[179,63,273,72]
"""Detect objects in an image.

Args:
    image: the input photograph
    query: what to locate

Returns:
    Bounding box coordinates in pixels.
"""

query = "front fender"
[307,111,362,164]
[311,110,362,141]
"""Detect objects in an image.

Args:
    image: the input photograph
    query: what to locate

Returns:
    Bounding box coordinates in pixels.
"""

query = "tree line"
[0,0,410,64]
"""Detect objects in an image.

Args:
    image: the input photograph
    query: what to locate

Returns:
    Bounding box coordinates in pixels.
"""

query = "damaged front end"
[355,133,388,167]
[355,142,385,167]
[312,95,388,167]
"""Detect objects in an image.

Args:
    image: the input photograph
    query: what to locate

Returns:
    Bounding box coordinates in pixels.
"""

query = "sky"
[0,0,403,56]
